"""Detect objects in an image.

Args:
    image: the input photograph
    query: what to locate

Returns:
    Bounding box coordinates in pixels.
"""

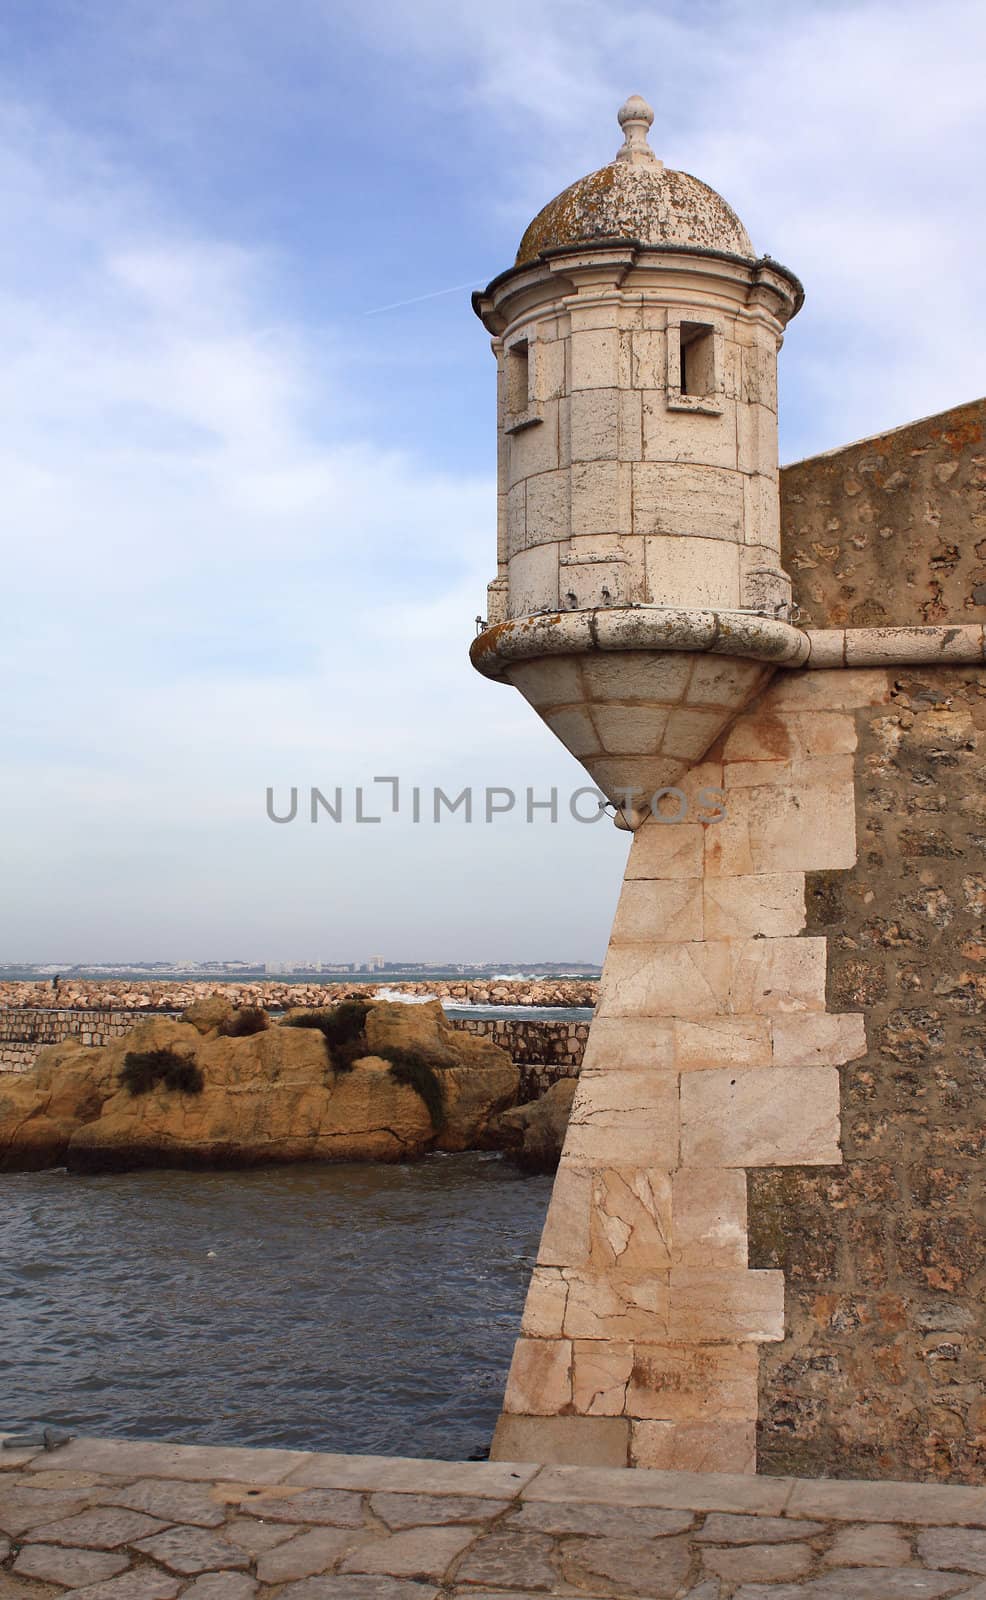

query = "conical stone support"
[471,608,809,825]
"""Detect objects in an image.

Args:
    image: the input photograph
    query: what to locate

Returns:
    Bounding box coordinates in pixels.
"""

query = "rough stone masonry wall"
[740,396,986,1484]
[780,397,986,629]
[750,665,986,1484]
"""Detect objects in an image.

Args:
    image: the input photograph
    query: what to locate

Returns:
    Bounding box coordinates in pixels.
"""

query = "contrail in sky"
[362,280,484,316]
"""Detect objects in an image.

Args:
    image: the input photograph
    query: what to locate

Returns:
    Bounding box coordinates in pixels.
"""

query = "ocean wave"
[371,987,439,1005]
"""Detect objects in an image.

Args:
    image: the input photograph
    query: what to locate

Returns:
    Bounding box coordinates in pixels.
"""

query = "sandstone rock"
[182,994,236,1034]
[0,1003,519,1173]
[488,1077,577,1170]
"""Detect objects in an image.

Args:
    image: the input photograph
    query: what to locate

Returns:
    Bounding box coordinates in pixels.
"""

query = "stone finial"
[615,95,661,168]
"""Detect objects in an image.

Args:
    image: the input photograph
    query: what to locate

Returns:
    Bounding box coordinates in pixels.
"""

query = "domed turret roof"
[516,96,754,265]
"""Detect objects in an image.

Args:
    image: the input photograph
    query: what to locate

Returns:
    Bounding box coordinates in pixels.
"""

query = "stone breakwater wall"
[0,977,597,1013]
[0,1007,588,1094]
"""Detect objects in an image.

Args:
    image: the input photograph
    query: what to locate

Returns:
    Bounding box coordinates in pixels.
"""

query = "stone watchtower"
[471,96,806,828]
[470,100,861,1473]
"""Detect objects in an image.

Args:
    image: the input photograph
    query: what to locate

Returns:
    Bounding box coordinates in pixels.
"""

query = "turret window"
[504,336,542,434]
[667,314,723,414]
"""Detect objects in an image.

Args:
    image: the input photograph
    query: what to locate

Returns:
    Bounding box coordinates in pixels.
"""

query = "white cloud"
[0,83,625,961]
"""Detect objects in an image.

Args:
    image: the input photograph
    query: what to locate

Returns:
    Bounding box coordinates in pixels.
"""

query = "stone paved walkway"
[2,1435,986,1599]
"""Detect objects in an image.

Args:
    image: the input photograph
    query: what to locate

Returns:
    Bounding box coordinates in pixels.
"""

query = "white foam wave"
[371,987,439,1005]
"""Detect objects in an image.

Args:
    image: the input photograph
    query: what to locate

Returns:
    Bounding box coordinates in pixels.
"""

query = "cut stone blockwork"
[492,677,870,1471]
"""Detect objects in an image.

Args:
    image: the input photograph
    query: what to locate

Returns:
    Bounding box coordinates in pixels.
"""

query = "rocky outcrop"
[488,1077,577,1171]
[0,1000,520,1173]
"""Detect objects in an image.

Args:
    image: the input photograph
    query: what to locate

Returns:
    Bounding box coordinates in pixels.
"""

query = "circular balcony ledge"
[470,606,810,680]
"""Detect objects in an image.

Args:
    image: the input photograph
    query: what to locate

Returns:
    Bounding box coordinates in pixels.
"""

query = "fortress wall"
[732,399,986,1485]
[780,397,986,630]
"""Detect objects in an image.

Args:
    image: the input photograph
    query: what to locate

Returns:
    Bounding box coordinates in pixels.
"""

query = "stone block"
[672,1167,749,1267]
[561,1267,671,1340]
[593,704,670,755]
[697,1513,826,1543]
[643,396,738,469]
[369,1493,510,1529]
[627,1342,758,1422]
[537,1164,592,1267]
[13,1548,130,1588]
[680,1065,841,1168]
[743,471,780,548]
[507,1500,695,1537]
[598,944,720,1019]
[581,649,693,702]
[508,401,559,483]
[588,1167,674,1273]
[542,706,599,758]
[736,402,778,477]
[725,935,828,1014]
[506,657,582,709]
[723,752,855,791]
[490,1414,629,1467]
[569,388,619,461]
[565,1069,679,1166]
[844,622,986,666]
[630,1418,757,1474]
[562,1530,693,1593]
[918,1526,986,1573]
[535,334,566,401]
[572,1340,634,1415]
[508,542,559,614]
[702,1542,812,1584]
[570,459,627,536]
[645,534,741,609]
[824,1525,913,1566]
[523,1464,793,1513]
[609,879,704,943]
[450,1527,559,1589]
[703,874,806,939]
[285,1454,538,1496]
[506,480,526,553]
[662,707,731,761]
[340,1524,478,1579]
[580,1017,675,1071]
[667,1268,785,1343]
[524,468,569,543]
[133,1529,251,1576]
[502,1338,572,1416]
[741,343,778,410]
[570,328,620,389]
[723,710,857,763]
[686,655,770,708]
[619,389,643,459]
[705,780,857,875]
[804,628,846,668]
[591,756,688,810]
[771,1012,867,1067]
[624,821,704,880]
[783,1476,986,1525]
[631,328,666,390]
[520,1266,568,1338]
[761,666,891,712]
[634,462,744,541]
[674,1016,773,1071]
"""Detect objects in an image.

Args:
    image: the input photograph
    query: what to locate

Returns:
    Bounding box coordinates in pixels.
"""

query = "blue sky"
[2,0,984,964]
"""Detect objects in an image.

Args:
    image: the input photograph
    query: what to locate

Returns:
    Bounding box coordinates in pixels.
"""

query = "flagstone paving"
[3,1435,986,1598]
